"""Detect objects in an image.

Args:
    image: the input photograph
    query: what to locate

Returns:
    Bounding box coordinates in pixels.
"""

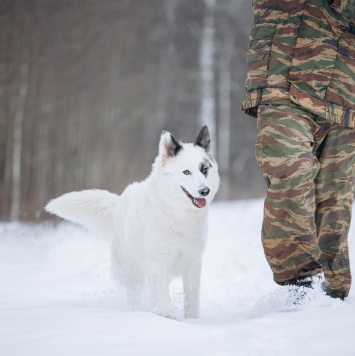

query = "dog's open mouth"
[181,186,206,209]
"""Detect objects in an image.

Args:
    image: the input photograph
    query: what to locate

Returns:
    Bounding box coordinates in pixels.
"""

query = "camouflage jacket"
[242,0,355,127]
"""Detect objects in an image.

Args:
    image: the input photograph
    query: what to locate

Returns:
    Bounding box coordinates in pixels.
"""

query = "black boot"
[284,275,322,306]
[321,282,346,301]
[286,276,314,288]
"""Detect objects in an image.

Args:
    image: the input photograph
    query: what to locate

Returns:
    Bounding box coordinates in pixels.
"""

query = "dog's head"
[154,126,220,210]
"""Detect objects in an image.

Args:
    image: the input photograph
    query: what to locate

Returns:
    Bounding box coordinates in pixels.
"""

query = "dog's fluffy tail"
[45,189,118,241]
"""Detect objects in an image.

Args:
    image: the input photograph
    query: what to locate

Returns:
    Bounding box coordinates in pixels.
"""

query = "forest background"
[0,0,262,221]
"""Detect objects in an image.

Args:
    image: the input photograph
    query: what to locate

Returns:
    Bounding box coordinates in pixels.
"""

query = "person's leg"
[256,104,323,285]
[314,121,355,299]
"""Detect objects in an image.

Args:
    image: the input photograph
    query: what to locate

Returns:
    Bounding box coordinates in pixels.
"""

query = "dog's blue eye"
[183,170,191,175]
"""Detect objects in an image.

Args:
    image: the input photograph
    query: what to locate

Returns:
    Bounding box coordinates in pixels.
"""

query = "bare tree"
[10,63,28,220]
[199,0,216,153]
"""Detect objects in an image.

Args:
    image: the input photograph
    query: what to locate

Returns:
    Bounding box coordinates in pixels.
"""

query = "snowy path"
[1,200,355,355]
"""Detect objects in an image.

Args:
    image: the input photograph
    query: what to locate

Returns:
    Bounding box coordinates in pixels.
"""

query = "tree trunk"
[10,40,29,220]
[199,0,216,153]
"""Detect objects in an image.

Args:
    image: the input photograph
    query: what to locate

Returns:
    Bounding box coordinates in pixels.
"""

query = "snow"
[1,199,355,355]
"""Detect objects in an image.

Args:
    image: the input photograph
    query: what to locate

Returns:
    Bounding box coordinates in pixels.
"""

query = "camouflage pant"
[256,103,355,298]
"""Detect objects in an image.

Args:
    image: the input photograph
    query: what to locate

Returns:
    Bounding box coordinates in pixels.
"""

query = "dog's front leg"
[148,262,175,319]
[183,260,202,318]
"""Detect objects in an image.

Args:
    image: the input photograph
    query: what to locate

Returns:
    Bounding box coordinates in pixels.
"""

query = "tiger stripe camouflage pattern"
[243,0,355,298]
[243,0,355,127]
[256,103,355,298]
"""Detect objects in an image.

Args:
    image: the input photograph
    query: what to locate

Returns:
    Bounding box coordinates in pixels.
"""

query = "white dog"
[45,126,220,318]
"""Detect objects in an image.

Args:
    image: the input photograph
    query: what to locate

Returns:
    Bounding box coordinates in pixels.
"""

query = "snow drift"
[1,199,355,355]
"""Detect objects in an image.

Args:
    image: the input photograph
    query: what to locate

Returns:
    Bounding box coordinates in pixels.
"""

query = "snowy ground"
[1,199,355,356]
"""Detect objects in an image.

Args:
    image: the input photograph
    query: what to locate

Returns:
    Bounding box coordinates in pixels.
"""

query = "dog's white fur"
[45,126,220,319]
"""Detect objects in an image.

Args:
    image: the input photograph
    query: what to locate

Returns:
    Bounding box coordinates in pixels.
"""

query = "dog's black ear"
[195,126,210,151]
[159,131,182,158]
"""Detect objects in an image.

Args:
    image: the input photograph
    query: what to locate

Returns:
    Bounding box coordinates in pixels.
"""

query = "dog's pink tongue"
[194,198,207,208]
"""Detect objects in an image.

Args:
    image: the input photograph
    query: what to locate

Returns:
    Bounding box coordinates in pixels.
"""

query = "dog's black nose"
[199,186,210,197]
